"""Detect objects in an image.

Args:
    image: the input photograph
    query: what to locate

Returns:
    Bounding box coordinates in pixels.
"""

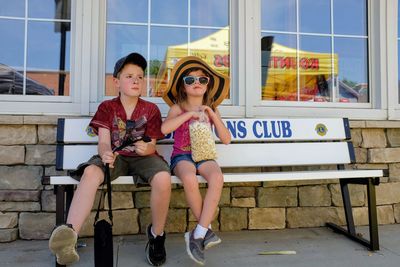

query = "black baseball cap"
[113,52,147,78]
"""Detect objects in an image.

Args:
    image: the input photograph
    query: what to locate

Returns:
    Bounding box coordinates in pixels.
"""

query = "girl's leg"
[66,165,104,234]
[197,161,224,228]
[174,161,203,221]
[149,171,171,235]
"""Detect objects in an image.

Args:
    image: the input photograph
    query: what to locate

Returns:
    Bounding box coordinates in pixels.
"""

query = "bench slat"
[58,118,349,143]
[49,169,382,185]
[58,142,353,170]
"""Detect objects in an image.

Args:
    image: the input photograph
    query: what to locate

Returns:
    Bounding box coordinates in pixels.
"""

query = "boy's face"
[114,64,145,98]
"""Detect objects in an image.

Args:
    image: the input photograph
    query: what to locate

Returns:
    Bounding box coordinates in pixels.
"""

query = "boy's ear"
[113,77,120,88]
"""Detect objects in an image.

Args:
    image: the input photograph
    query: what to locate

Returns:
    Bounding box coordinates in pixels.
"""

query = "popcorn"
[189,120,217,162]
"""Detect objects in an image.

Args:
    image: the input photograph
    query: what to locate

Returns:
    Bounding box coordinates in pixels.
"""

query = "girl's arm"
[161,104,198,134]
[203,106,231,145]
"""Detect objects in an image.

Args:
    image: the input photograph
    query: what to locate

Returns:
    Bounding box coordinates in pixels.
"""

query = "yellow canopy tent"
[263,43,338,101]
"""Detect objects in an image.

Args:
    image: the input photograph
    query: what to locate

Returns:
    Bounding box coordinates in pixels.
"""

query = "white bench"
[43,117,383,263]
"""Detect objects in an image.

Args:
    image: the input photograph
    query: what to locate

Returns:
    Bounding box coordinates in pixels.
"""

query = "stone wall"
[0,116,400,242]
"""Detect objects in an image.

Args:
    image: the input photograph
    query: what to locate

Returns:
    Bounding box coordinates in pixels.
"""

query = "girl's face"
[183,69,209,97]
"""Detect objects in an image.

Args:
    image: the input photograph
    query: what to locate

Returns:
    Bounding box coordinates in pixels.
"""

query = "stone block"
[248,208,285,229]
[349,121,366,128]
[257,187,297,207]
[387,129,400,147]
[377,205,395,225]
[232,197,255,207]
[139,208,187,234]
[104,192,134,210]
[361,129,387,148]
[38,125,56,144]
[0,146,24,165]
[369,148,400,163]
[0,125,37,145]
[0,190,40,201]
[0,166,42,190]
[330,184,365,207]
[299,185,331,207]
[232,187,255,198]
[354,148,367,163]
[0,202,40,212]
[350,129,362,147]
[19,212,55,239]
[287,207,345,228]
[389,163,400,182]
[376,182,400,205]
[25,145,56,165]
[41,191,56,212]
[169,189,188,208]
[0,212,18,228]
[220,208,247,231]
[0,115,23,124]
[23,115,59,125]
[394,204,400,223]
[0,228,18,242]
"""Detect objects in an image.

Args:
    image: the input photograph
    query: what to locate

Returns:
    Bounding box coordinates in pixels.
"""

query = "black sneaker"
[145,224,166,266]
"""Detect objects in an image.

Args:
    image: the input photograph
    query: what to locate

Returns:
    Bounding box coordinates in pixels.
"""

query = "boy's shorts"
[70,154,170,185]
[170,153,213,174]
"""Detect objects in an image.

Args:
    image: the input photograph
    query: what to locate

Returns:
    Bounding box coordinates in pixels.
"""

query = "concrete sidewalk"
[0,224,399,267]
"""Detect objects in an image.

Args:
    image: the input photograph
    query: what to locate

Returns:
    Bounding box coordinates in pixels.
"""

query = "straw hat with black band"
[162,56,230,109]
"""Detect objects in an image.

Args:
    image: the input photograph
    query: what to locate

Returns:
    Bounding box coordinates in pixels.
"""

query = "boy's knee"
[151,171,171,188]
[81,165,104,185]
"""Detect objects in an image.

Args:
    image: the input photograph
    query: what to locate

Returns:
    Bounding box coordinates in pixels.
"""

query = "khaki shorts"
[70,154,170,185]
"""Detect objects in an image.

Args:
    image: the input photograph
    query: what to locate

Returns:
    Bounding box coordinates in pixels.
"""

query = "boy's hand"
[134,140,151,156]
[101,151,118,168]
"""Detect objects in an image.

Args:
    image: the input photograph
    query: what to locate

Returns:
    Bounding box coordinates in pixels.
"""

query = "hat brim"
[162,56,230,108]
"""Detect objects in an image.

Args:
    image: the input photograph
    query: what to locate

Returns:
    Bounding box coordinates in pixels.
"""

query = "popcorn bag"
[189,111,217,162]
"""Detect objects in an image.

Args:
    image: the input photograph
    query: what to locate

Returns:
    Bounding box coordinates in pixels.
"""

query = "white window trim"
[388,0,399,119]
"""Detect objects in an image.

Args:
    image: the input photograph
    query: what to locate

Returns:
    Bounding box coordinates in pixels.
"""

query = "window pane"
[299,0,330,34]
[27,21,70,96]
[0,0,25,17]
[333,0,367,35]
[261,0,296,32]
[105,25,148,96]
[299,35,333,102]
[107,0,147,23]
[262,33,298,101]
[150,27,187,97]
[191,0,229,27]
[334,37,368,103]
[151,0,188,25]
[29,0,71,20]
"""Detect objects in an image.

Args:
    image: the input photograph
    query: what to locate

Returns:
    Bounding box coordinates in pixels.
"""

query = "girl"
[161,56,231,265]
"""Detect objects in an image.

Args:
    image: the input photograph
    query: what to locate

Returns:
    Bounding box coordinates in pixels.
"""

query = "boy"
[48,52,171,266]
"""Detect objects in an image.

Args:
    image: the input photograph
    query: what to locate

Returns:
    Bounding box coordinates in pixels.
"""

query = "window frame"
[388,0,399,119]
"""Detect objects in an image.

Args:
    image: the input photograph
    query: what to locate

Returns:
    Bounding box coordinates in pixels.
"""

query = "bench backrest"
[56,118,354,170]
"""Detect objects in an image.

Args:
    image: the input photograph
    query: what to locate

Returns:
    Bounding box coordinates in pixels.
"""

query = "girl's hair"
[175,67,216,110]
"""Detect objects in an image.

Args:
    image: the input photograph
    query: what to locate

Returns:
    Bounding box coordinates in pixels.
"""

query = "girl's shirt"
[171,110,192,159]
[88,96,165,157]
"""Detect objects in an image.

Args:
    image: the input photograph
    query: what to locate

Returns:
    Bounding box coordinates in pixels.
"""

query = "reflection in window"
[105,0,230,99]
[0,0,71,96]
[261,0,368,103]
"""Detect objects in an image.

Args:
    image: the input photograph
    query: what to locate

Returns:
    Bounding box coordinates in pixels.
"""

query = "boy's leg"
[149,171,171,235]
[49,164,104,265]
[173,161,203,221]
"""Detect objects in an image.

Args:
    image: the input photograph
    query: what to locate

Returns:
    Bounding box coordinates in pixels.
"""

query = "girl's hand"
[200,105,215,121]
[101,151,118,168]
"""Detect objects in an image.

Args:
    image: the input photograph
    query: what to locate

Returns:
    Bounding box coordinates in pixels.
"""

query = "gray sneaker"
[49,224,79,265]
[184,230,205,265]
[204,229,221,250]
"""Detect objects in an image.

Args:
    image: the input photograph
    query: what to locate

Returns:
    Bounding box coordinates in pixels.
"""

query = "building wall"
[0,115,400,242]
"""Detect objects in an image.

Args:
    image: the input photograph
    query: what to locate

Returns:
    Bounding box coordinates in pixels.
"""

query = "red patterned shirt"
[89,97,165,157]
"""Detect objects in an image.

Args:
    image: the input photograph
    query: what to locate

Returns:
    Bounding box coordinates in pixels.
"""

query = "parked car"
[0,63,54,95]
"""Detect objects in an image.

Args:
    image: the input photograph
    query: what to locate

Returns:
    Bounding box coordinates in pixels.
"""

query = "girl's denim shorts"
[170,153,213,173]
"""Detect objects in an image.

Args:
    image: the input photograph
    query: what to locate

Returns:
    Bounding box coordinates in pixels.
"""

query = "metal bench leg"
[326,177,380,251]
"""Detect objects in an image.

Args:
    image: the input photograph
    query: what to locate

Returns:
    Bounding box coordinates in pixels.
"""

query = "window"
[0,0,71,96]
[261,0,368,104]
[104,0,230,101]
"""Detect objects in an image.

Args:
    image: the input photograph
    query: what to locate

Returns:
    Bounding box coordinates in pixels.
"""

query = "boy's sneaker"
[49,224,79,265]
[204,229,221,250]
[145,224,166,266]
[184,230,205,265]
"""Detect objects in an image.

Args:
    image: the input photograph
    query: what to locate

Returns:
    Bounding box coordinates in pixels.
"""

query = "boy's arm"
[97,127,116,167]
[161,104,198,134]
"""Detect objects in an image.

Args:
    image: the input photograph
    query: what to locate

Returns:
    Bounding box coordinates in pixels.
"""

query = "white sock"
[193,224,208,239]
[208,224,212,229]
[151,227,164,238]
